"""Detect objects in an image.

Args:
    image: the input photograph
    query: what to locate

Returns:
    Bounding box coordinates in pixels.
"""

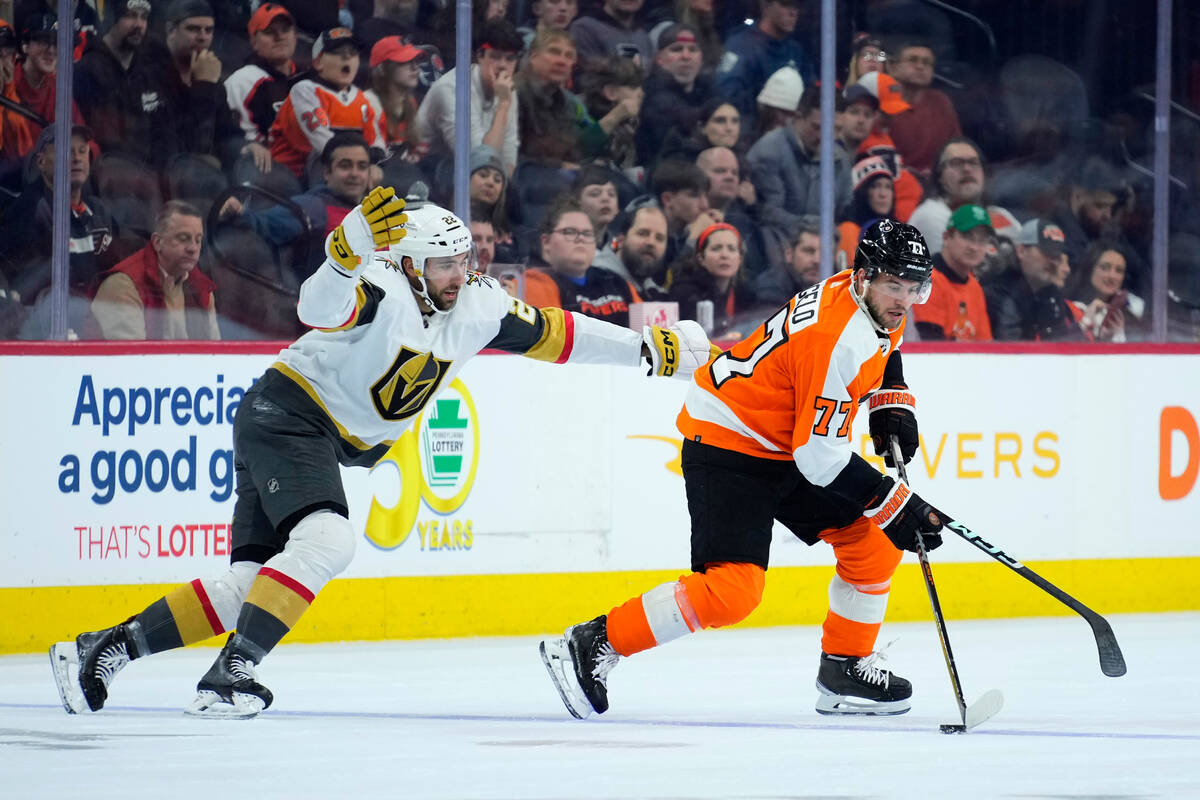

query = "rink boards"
[1,342,1198,653]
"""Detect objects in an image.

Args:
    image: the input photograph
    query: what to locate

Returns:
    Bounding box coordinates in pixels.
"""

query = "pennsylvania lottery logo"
[364,379,480,549]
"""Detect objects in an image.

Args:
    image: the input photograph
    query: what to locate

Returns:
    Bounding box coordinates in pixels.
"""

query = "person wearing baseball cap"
[984,218,1084,341]
[854,70,909,116]
[912,204,994,341]
[839,82,879,155]
[365,36,428,153]
[270,27,381,178]
[0,20,35,162]
[715,0,813,121]
[0,122,117,337]
[13,14,91,143]
[225,3,297,175]
[637,22,711,165]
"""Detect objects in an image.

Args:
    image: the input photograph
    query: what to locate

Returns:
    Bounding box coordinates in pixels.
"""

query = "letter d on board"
[1159,407,1199,500]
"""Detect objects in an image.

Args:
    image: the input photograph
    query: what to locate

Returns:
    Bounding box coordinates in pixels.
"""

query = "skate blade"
[814,682,911,716]
[184,690,266,720]
[964,689,1004,729]
[49,642,88,715]
[539,639,592,720]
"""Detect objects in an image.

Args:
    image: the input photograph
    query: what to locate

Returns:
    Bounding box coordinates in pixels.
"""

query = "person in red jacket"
[89,200,220,340]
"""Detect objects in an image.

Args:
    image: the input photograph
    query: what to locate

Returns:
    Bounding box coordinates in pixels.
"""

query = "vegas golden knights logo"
[371,348,453,421]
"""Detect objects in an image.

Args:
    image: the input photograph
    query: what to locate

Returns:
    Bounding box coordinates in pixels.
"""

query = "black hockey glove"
[869,385,918,467]
[864,477,943,553]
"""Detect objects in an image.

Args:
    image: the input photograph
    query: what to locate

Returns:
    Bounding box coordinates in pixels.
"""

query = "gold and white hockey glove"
[643,320,723,379]
[325,187,408,277]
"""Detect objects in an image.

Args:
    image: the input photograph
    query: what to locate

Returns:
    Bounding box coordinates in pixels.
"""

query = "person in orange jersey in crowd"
[541,218,946,720]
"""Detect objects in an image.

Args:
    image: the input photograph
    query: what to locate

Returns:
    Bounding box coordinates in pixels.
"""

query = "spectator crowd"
[0,0,1192,343]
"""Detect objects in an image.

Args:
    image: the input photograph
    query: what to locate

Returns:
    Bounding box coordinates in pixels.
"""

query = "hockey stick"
[892,438,1004,733]
[935,515,1128,678]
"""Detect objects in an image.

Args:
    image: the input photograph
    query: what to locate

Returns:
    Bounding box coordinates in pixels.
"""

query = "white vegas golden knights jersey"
[272,255,644,452]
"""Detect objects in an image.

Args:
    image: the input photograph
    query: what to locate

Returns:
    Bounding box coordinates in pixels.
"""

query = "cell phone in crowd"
[1107,290,1128,314]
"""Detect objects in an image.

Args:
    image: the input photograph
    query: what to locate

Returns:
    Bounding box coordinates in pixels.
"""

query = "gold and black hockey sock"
[134,580,227,655]
[233,568,315,658]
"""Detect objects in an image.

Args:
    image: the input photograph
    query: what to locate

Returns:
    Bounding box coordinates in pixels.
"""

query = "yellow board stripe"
[270,362,394,452]
[163,581,222,644]
[5,556,1198,654]
[523,307,569,363]
[244,571,313,630]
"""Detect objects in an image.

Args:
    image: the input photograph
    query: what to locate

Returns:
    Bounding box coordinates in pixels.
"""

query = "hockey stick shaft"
[936,516,1127,678]
[892,439,968,724]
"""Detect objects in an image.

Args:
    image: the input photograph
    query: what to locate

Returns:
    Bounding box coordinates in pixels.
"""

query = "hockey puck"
[939,724,967,734]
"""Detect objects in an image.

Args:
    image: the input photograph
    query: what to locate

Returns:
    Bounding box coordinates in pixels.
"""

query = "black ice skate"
[815,649,912,716]
[539,615,620,719]
[49,619,142,714]
[185,634,273,719]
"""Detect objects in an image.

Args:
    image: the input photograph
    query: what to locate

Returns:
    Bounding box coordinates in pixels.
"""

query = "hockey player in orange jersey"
[541,218,947,719]
[270,27,379,178]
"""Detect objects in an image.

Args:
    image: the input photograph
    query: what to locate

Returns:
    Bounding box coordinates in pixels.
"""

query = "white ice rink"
[3,613,1198,799]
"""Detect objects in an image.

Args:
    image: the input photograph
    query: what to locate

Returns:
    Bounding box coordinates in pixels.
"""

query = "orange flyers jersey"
[270,79,379,175]
[677,270,903,487]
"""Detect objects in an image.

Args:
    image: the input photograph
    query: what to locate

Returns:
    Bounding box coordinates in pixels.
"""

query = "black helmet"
[853,218,934,302]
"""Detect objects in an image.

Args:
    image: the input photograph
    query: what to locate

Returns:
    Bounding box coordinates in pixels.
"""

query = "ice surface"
[3,613,1198,799]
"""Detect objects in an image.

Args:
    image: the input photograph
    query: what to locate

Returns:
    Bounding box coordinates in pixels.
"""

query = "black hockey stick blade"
[940,516,1127,678]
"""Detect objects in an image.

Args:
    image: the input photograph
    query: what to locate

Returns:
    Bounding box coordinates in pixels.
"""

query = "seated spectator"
[429,0,508,71]
[516,29,608,167]
[365,36,427,161]
[752,66,802,142]
[72,0,151,163]
[855,131,922,222]
[1050,157,1136,289]
[838,83,878,162]
[845,33,886,86]
[646,0,722,73]
[416,19,522,173]
[753,215,824,309]
[696,145,788,277]
[912,204,994,341]
[665,221,756,336]
[746,85,849,231]
[716,0,813,123]
[568,0,653,70]
[218,132,372,283]
[14,14,86,140]
[651,158,710,269]
[270,27,379,179]
[1065,241,1145,343]
[524,196,641,326]
[518,0,579,50]
[658,96,742,164]
[139,0,243,170]
[984,218,1082,342]
[469,217,497,273]
[0,125,120,337]
[908,137,1009,254]
[573,166,620,260]
[837,154,894,266]
[881,38,960,177]
[225,4,298,177]
[595,203,669,296]
[575,56,644,170]
[636,23,710,165]
[0,21,34,173]
[89,200,220,341]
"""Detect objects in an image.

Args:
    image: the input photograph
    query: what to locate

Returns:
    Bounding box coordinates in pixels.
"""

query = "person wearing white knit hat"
[753,65,803,139]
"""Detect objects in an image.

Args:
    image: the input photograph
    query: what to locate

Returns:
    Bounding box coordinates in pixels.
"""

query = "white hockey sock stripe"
[642,581,696,646]
[828,574,890,624]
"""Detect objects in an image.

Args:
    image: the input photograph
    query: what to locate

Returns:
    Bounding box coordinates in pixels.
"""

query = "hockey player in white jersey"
[50,185,718,719]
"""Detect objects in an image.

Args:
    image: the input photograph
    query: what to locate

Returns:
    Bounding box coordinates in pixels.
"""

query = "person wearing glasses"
[908,136,1015,256]
[879,38,960,178]
[524,195,643,326]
